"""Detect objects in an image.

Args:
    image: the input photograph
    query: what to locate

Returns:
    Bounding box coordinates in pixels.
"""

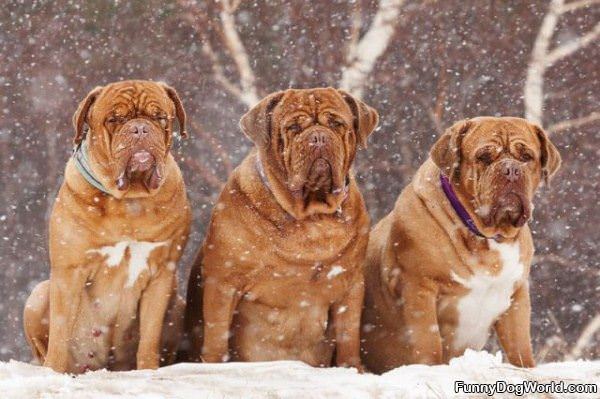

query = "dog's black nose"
[130,121,149,137]
[501,161,522,182]
[309,131,328,147]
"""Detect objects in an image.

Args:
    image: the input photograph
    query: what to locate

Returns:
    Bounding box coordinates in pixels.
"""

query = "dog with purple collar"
[361,117,561,374]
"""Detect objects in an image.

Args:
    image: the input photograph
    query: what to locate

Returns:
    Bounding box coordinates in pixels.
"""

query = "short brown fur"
[362,117,560,373]
[185,88,378,368]
[23,80,191,373]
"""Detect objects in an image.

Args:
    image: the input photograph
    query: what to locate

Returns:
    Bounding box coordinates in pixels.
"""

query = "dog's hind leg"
[23,280,50,364]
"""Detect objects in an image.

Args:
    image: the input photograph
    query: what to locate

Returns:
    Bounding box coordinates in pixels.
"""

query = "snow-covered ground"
[0,351,598,398]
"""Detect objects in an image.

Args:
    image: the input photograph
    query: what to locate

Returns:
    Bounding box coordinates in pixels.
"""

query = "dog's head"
[431,116,561,238]
[72,80,187,198]
[240,88,378,218]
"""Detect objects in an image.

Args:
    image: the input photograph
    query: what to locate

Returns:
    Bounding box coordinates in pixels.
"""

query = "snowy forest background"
[0,0,598,363]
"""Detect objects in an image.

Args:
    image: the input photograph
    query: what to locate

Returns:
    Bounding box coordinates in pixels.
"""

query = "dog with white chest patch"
[23,80,191,373]
[361,117,561,373]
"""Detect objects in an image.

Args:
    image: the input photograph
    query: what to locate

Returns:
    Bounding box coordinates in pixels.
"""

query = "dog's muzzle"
[115,119,164,192]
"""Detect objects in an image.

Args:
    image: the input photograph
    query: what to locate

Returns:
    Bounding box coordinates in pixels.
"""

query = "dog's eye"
[329,120,344,129]
[287,123,301,134]
[476,152,493,165]
[107,116,126,124]
[520,152,534,162]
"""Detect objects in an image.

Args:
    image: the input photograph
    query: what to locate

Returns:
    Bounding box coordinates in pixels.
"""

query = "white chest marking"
[451,240,524,351]
[88,241,167,287]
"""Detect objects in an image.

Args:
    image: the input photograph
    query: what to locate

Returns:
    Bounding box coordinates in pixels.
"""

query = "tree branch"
[545,21,600,66]
[201,41,245,99]
[218,0,259,106]
[523,0,600,126]
[536,335,567,363]
[178,0,259,107]
[546,111,600,133]
[566,314,600,360]
[559,0,600,13]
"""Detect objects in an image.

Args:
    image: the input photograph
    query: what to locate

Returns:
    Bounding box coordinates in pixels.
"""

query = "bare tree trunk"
[524,0,561,124]
[339,0,405,97]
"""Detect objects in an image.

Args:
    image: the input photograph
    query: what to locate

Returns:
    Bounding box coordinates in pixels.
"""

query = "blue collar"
[255,153,271,191]
[72,139,111,195]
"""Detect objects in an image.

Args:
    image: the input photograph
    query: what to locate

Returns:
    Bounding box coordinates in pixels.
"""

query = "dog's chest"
[68,240,170,371]
[256,224,357,302]
[273,216,356,262]
[94,198,174,236]
[87,240,169,288]
[254,262,351,300]
[450,240,525,351]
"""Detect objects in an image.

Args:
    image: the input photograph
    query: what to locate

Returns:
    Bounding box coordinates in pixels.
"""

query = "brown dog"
[185,88,378,368]
[361,117,561,373]
[23,80,191,373]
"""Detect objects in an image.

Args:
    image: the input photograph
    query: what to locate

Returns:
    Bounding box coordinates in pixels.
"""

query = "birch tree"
[180,0,406,104]
[178,0,260,107]
[339,0,405,97]
[524,0,600,130]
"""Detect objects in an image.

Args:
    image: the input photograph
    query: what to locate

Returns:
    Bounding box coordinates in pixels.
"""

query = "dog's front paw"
[337,357,366,373]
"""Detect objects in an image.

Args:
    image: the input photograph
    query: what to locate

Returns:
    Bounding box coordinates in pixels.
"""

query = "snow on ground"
[0,351,598,399]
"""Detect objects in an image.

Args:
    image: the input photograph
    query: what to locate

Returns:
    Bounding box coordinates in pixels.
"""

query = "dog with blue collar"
[24,80,191,374]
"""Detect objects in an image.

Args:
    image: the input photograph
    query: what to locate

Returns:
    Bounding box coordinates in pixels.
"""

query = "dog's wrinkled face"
[72,80,187,198]
[240,88,378,217]
[431,117,561,238]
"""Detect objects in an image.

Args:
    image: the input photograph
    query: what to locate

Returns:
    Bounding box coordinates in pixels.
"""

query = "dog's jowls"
[23,80,191,373]
[361,117,561,373]
[184,88,378,369]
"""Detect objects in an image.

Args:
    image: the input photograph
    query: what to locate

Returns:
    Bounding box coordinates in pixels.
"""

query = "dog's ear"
[338,89,379,148]
[160,83,188,138]
[430,119,473,182]
[533,124,561,185]
[239,91,285,146]
[73,86,103,145]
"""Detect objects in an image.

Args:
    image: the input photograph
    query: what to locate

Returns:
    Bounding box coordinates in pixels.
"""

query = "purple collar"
[439,173,492,239]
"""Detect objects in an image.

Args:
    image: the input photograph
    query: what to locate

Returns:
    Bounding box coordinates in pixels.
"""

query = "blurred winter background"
[0,0,598,363]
